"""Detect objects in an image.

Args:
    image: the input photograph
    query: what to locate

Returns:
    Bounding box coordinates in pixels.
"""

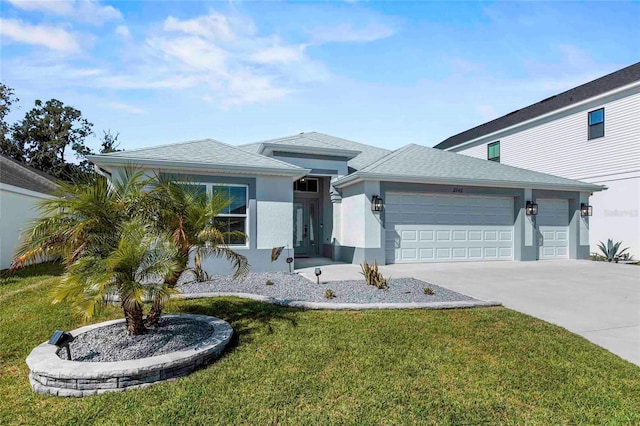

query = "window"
[588,108,604,139]
[294,177,318,192]
[212,184,248,246]
[487,141,500,162]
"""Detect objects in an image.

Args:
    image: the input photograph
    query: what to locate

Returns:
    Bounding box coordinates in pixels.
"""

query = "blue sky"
[1,1,638,153]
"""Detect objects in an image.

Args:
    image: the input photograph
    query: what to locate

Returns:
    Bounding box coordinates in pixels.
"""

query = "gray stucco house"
[87,132,604,273]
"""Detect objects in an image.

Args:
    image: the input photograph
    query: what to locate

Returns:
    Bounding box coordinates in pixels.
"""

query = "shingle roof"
[334,144,604,191]
[435,62,640,150]
[88,138,306,174]
[0,155,58,194]
[240,132,391,171]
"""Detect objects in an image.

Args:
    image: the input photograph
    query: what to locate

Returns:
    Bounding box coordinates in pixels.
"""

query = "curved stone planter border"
[26,314,233,397]
[176,292,501,310]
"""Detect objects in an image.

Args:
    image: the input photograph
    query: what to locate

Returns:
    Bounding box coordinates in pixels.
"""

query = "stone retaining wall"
[26,314,233,397]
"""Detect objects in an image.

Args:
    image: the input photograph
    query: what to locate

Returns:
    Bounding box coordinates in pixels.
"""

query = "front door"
[293,199,319,257]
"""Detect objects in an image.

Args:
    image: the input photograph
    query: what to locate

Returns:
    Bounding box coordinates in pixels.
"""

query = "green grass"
[1,263,639,425]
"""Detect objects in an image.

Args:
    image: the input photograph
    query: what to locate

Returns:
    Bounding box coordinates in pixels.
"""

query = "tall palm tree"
[143,176,249,326]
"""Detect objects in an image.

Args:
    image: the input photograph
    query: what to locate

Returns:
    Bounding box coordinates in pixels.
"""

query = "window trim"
[487,141,500,162]
[177,182,249,248]
[588,108,605,140]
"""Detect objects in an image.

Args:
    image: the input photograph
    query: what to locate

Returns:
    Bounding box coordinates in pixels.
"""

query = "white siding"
[456,90,640,181]
[453,87,640,257]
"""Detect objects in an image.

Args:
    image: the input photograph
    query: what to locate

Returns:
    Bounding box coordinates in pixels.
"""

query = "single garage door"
[385,193,514,263]
[536,198,569,259]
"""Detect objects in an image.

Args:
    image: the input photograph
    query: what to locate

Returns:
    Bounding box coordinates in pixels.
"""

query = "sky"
[1,0,639,154]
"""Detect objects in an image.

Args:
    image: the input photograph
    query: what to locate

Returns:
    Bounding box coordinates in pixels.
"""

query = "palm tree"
[143,176,249,326]
[53,220,179,335]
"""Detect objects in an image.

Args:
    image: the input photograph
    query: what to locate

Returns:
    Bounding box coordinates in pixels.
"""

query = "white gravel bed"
[178,272,477,304]
[64,317,214,362]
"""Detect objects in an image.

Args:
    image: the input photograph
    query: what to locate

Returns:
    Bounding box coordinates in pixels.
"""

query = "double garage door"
[385,193,514,263]
[385,193,570,263]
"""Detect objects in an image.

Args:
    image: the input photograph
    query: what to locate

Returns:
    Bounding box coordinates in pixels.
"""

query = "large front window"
[181,182,248,246]
[212,184,248,246]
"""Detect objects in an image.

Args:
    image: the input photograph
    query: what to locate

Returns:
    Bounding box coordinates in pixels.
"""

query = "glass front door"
[293,199,318,257]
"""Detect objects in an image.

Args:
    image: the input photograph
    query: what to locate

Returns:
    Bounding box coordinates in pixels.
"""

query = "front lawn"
[1,263,639,425]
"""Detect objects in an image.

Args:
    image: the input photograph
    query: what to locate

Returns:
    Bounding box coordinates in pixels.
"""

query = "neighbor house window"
[212,184,248,246]
[294,177,318,192]
[487,141,500,162]
[588,108,604,139]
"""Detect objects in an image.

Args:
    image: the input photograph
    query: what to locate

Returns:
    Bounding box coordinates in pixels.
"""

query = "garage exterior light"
[371,195,384,212]
[580,203,593,217]
[526,201,538,216]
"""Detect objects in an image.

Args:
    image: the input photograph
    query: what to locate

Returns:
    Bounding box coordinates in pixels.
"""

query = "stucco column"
[362,180,385,264]
[514,188,537,261]
[569,192,591,259]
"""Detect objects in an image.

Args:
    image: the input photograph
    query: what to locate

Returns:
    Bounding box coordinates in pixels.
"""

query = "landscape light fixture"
[525,201,538,216]
[48,330,75,360]
[371,195,384,212]
[286,257,293,272]
[315,268,322,284]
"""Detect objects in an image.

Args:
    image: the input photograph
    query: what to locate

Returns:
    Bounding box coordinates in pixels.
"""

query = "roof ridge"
[215,139,304,170]
[102,138,221,156]
[360,144,415,172]
[304,132,391,153]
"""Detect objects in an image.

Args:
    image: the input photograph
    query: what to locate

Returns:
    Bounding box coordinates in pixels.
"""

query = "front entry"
[293,199,319,257]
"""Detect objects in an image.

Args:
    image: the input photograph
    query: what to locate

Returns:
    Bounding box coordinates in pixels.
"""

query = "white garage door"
[385,193,514,263]
[537,199,569,259]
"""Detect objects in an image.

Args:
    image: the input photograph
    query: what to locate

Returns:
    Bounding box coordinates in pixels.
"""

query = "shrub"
[324,289,336,299]
[597,239,630,263]
[423,287,435,296]
[360,260,388,289]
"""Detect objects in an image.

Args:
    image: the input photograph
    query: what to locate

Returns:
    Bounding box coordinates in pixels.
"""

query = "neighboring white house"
[0,155,58,270]
[87,132,603,274]
[435,62,640,258]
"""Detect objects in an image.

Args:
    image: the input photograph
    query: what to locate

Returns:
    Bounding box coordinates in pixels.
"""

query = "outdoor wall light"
[581,203,593,217]
[48,330,75,360]
[525,201,538,216]
[315,268,322,284]
[371,195,384,212]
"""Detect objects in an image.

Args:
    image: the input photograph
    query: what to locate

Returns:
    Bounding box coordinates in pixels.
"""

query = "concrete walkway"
[296,260,640,366]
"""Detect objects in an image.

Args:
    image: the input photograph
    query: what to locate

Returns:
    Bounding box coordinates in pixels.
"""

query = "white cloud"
[0,18,80,52]
[7,0,122,25]
[250,45,304,64]
[309,23,395,44]
[108,101,144,114]
[115,25,131,39]
[164,13,237,41]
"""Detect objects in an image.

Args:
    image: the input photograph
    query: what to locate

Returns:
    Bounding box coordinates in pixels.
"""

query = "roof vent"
[505,109,520,116]
[539,95,557,103]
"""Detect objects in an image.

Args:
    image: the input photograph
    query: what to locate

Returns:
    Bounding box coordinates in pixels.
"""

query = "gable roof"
[86,138,308,176]
[435,61,640,150]
[240,132,391,171]
[0,155,58,194]
[333,144,604,192]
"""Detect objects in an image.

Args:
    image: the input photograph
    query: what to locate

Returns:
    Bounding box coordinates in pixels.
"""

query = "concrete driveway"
[297,260,640,365]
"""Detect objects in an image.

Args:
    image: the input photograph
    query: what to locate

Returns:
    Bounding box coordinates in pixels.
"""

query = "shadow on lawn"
[176,298,299,349]
[0,261,64,283]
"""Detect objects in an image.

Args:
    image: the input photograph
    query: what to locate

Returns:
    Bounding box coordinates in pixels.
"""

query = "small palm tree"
[597,239,630,262]
[53,220,179,335]
[143,176,249,326]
